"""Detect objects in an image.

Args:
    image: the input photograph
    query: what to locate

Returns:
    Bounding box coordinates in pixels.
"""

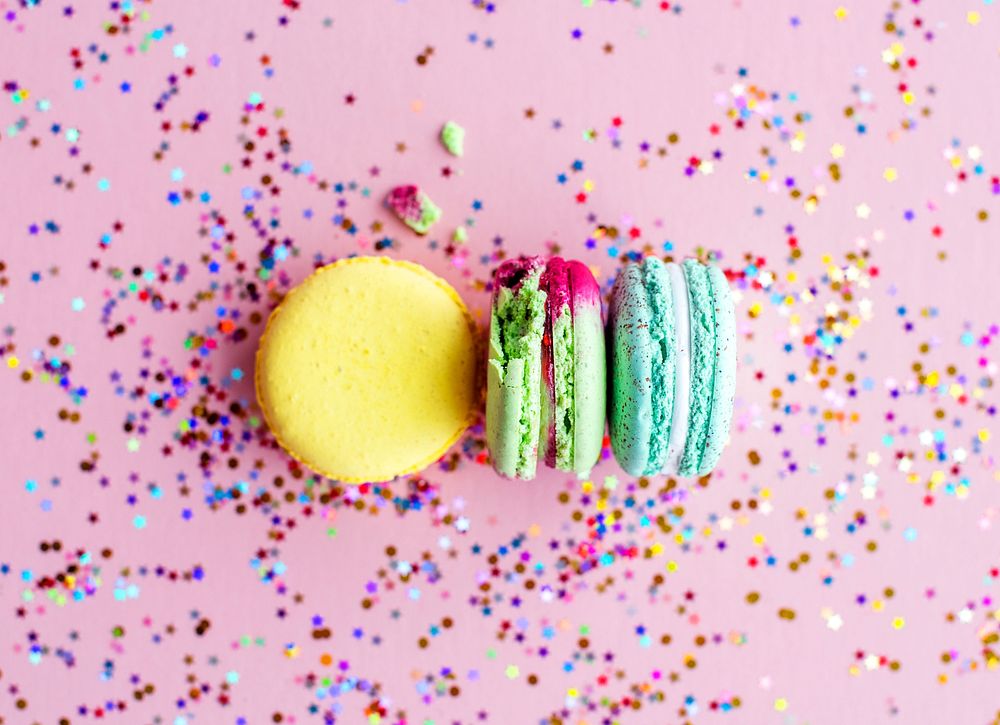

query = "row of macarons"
[487,255,736,480]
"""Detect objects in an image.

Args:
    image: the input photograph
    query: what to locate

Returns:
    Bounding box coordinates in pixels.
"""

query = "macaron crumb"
[452,225,468,244]
[441,120,465,157]
[385,184,442,235]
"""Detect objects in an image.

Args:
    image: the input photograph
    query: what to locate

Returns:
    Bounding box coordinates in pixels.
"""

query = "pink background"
[2,1,999,723]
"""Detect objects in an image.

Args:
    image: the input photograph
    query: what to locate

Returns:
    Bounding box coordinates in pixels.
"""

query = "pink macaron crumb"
[385,185,423,221]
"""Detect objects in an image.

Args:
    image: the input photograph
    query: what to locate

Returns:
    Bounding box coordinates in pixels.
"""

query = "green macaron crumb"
[552,306,575,471]
[406,192,442,235]
[441,121,465,157]
[678,259,717,477]
[452,226,468,244]
[492,269,546,477]
[641,258,674,475]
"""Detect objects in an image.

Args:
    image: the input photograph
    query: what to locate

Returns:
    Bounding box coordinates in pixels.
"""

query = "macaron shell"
[662,262,691,475]
[696,264,737,475]
[609,264,653,475]
[609,261,676,476]
[568,269,605,477]
[677,259,717,477]
[255,256,476,483]
[486,260,547,479]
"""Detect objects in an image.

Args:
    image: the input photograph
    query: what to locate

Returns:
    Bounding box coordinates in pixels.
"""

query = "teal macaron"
[608,257,736,477]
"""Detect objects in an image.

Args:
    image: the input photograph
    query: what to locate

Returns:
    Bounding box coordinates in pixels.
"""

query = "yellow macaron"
[255,256,477,483]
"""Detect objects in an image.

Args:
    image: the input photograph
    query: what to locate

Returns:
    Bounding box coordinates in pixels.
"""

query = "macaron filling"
[678,259,718,476]
[640,258,675,475]
[488,261,547,478]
